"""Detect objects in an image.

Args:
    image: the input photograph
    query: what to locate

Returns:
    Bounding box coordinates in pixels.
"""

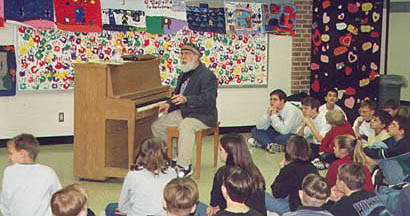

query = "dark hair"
[359,99,377,111]
[337,163,366,190]
[7,133,40,160]
[133,137,170,175]
[270,89,287,102]
[393,116,410,137]
[223,166,253,203]
[326,88,338,97]
[220,134,265,191]
[302,173,331,200]
[164,178,198,216]
[373,110,393,128]
[383,99,399,110]
[302,97,320,111]
[285,135,312,162]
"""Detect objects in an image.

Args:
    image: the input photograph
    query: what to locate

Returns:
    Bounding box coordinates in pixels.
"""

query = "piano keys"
[73,57,168,180]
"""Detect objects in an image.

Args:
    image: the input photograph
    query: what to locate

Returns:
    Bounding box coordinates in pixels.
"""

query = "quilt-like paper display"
[310,0,383,111]
[54,0,102,32]
[0,45,16,96]
[262,2,296,36]
[186,2,226,34]
[17,26,267,90]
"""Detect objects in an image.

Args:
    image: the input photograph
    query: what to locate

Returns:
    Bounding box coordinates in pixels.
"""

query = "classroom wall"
[0,22,291,138]
[386,0,410,101]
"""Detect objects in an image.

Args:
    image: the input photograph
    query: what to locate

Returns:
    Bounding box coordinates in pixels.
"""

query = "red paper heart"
[322,0,331,9]
[312,78,320,92]
[311,63,320,70]
[345,66,352,75]
[345,87,356,95]
[369,70,378,81]
[344,97,355,109]
[312,29,321,47]
[348,3,359,13]
[339,33,352,47]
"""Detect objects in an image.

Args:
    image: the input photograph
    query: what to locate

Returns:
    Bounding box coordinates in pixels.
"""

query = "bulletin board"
[16,25,268,91]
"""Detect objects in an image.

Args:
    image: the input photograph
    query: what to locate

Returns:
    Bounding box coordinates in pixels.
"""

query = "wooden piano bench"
[167,121,220,179]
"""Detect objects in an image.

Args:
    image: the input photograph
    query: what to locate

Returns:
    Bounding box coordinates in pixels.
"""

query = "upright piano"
[73,57,169,180]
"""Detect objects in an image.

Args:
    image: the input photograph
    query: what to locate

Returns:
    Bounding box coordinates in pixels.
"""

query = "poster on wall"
[310,0,383,113]
[224,2,264,35]
[0,45,16,96]
[101,0,147,32]
[16,26,268,91]
[262,1,296,36]
[4,0,54,29]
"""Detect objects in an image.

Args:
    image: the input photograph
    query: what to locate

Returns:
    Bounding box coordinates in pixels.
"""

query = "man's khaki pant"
[151,110,209,167]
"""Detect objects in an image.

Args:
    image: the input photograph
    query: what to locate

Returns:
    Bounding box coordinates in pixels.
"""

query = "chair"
[167,121,220,179]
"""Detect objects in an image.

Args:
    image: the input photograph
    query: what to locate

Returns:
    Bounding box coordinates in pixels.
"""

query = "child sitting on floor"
[0,133,62,216]
[105,137,177,216]
[163,178,199,216]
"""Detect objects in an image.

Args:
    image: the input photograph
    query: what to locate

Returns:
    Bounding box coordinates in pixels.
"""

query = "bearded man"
[151,43,218,178]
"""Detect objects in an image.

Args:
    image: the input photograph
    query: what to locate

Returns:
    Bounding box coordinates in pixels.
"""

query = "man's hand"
[206,206,220,216]
[356,116,364,127]
[156,103,170,115]
[171,94,187,105]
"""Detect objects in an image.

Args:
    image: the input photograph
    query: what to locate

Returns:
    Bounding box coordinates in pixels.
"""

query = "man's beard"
[180,60,195,73]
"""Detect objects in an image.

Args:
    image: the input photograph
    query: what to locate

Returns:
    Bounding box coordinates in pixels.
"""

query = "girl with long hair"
[207,133,266,216]
[105,137,177,216]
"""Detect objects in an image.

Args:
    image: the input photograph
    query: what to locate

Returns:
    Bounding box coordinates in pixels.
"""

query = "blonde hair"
[335,135,370,169]
[7,133,40,160]
[325,109,346,126]
[51,184,88,216]
[163,178,199,216]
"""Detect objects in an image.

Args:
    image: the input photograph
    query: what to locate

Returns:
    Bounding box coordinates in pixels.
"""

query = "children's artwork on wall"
[262,1,296,36]
[145,0,186,20]
[54,0,102,32]
[4,0,54,29]
[225,2,264,35]
[0,0,4,27]
[310,0,383,111]
[172,0,186,12]
[101,9,146,32]
[186,2,226,34]
[100,0,146,11]
[16,26,267,91]
[0,45,16,96]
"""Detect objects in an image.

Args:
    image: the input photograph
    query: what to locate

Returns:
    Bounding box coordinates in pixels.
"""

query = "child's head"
[383,99,399,117]
[222,166,252,204]
[336,163,366,193]
[299,173,330,207]
[387,116,410,139]
[358,99,377,121]
[325,109,346,126]
[51,184,88,216]
[163,178,198,216]
[270,89,287,108]
[302,97,320,118]
[133,137,169,175]
[370,110,393,131]
[7,133,40,164]
[219,133,265,191]
[334,135,368,168]
[285,135,311,162]
[324,88,338,106]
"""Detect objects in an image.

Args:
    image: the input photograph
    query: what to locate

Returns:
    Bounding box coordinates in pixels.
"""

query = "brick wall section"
[291,0,313,94]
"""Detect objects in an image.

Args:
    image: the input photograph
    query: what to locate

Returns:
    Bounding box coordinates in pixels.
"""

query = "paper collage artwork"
[310,0,383,111]
[224,2,264,35]
[0,45,16,96]
[262,2,296,36]
[144,0,187,34]
[16,25,267,90]
[4,0,54,29]
[54,0,102,32]
[186,2,226,34]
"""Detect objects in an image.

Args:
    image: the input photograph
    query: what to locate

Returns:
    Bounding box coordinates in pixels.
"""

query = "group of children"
[1,89,410,216]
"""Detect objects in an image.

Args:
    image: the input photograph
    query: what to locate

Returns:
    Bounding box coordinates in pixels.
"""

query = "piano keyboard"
[136,100,167,113]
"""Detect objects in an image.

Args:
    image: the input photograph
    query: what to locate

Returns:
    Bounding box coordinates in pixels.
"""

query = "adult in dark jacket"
[151,42,218,177]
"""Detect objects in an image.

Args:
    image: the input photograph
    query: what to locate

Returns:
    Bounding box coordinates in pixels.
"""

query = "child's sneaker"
[247,137,260,148]
[176,165,193,178]
[312,158,327,170]
[266,143,276,153]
